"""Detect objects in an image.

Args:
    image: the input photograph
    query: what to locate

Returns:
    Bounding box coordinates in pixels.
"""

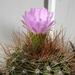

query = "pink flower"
[22,7,56,34]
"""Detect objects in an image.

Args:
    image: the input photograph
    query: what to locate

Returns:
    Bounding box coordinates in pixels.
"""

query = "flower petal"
[39,7,48,20]
[40,26,48,34]
[48,12,53,19]
[34,8,40,20]
[32,27,37,34]
[47,21,56,29]
[23,12,33,31]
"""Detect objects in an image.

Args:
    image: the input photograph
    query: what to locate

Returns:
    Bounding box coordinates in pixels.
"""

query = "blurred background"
[0,0,75,44]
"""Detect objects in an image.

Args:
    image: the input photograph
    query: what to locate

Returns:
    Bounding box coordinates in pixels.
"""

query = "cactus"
[6,50,70,75]
[30,32,46,50]
[1,7,75,75]
[0,29,73,75]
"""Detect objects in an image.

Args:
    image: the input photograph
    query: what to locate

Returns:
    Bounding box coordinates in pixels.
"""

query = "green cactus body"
[30,33,46,50]
[4,30,74,75]
[6,46,70,75]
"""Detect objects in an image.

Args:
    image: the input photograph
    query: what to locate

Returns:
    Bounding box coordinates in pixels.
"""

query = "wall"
[55,0,75,41]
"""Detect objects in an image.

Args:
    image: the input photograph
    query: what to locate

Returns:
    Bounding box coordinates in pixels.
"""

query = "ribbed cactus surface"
[1,30,74,75]
[6,46,70,75]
